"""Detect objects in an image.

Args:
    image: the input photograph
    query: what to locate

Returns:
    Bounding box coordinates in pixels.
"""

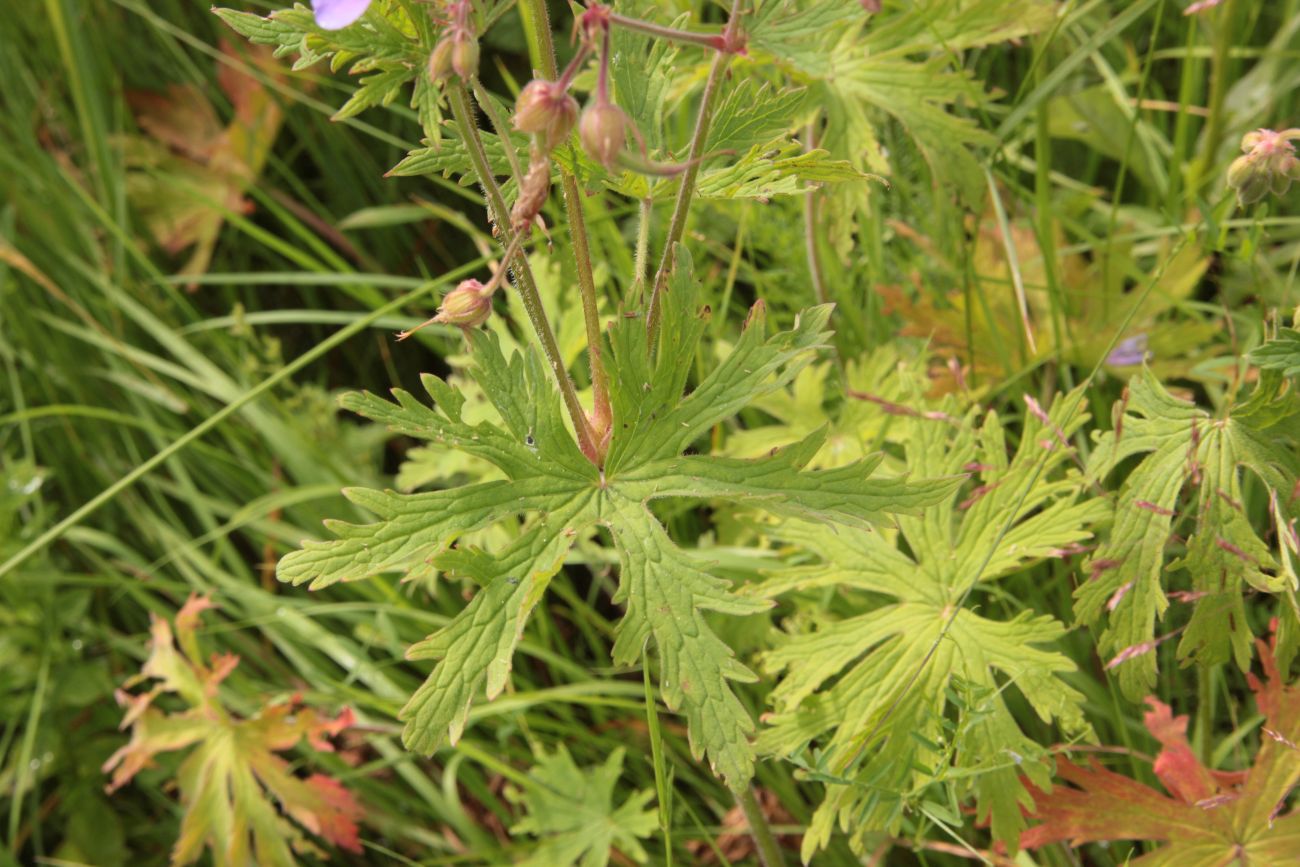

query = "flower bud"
[434,279,492,328]
[1227,155,1271,206]
[428,29,478,82]
[451,31,479,80]
[580,101,630,169]
[1228,128,1300,206]
[513,80,579,150]
[428,36,455,82]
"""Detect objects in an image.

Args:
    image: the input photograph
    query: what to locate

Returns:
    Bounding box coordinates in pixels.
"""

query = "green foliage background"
[4,0,1300,864]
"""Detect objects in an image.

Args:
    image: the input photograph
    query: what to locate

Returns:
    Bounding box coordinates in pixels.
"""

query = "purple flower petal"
[312,0,372,30]
[1107,333,1150,367]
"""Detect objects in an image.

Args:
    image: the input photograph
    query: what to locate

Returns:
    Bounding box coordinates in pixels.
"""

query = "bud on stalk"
[1227,128,1300,206]
[451,30,479,79]
[428,21,478,82]
[435,279,492,328]
[428,36,454,81]
[397,278,493,341]
[580,100,631,170]
[513,80,579,150]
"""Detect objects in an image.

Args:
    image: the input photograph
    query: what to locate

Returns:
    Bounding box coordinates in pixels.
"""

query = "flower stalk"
[518,0,611,456]
[446,81,599,460]
[608,11,734,52]
[645,0,747,352]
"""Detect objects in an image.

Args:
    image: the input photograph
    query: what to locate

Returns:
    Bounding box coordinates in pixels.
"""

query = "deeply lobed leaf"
[757,383,1101,856]
[1080,368,1300,697]
[103,596,362,867]
[279,249,955,791]
[1021,629,1300,864]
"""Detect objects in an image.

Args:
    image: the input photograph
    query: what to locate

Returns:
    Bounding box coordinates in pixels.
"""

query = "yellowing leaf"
[125,42,286,282]
[103,595,362,866]
[756,378,1101,858]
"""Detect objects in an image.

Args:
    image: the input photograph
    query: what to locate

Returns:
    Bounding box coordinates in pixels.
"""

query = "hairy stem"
[645,0,744,351]
[633,196,653,301]
[448,81,598,458]
[737,788,786,867]
[518,0,611,439]
[469,76,523,183]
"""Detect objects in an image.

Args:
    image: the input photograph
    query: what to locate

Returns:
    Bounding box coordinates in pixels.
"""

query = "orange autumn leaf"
[103,594,362,866]
[124,41,286,282]
[1020,629,1300,864]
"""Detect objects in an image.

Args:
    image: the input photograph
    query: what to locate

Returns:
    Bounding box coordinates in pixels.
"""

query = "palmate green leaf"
[609,1,683,154]
[386,124,526,186]
[548,138,864,203]
[214,5,418,72]
[332,61,418,121]
[401,522,577,752]
[705,81,810,156]
[278,247,956,789]
[750,0,1054,252]
[605,496,770,786]
[509,746,657,867]
[723,346,919,467]
[755,384,1102,858]
[1079,369,1300,698]
[1248,327,1300,377]
[692,142,868,201]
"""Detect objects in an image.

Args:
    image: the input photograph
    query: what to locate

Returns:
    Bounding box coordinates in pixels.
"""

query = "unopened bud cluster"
[428,0,478,83]
[1227,128,1300,206]
[508,5,644,174]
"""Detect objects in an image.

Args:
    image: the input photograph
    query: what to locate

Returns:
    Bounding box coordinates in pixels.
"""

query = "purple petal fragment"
[312,0,372,30]
[1107,334,1150,367]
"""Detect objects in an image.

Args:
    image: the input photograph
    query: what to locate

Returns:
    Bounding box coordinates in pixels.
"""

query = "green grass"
[3,0,1300,865]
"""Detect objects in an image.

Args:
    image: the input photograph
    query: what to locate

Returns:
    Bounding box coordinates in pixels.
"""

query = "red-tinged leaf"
[1018,757,1215,849]
[124,42,286,282]
[104,599,363,866]
[304,774,364,852]
[1021,626,1300,861]
[1143,699,1218,803]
